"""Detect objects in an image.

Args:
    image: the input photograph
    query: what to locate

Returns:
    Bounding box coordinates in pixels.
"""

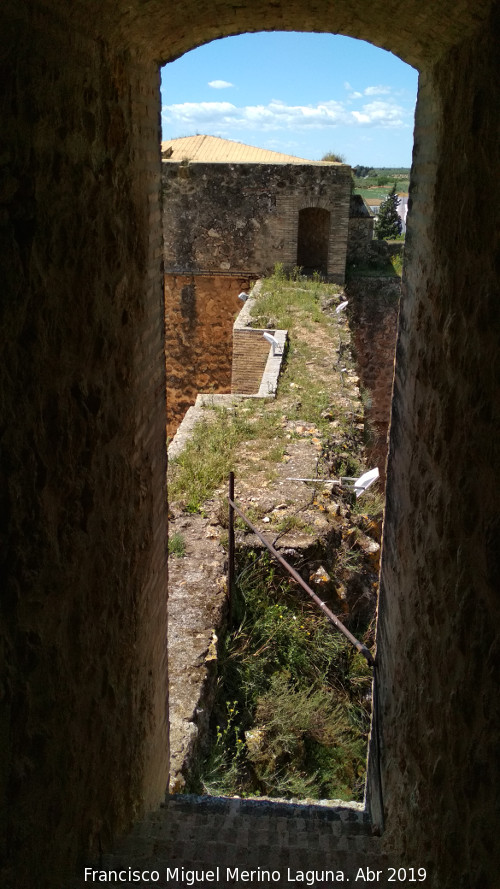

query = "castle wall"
[0,0,498,886]
[165,274,245,437]
[346,278,400,481]
[162,162,352,282]
[372,13,500,883]
[0,5,169,884]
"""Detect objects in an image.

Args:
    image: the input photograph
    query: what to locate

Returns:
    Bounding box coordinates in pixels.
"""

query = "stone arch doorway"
[297,207,331,275]
[2,2,498,887]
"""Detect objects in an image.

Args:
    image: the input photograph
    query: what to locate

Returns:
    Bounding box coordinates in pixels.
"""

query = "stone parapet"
[168,283,287,459]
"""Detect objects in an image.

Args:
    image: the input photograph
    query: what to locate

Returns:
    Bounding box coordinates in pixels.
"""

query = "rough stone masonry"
[162,160,352,282]
[1,1,499,887]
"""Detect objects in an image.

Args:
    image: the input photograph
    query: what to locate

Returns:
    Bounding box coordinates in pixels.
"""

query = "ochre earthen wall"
[165,274,246,437]
[346,278,400,480]
[162,162,352,281]
[1,0,499,887]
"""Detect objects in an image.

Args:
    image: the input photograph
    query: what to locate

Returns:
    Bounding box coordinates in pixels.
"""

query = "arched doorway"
[297,207,331,275]
[3,2,498,886]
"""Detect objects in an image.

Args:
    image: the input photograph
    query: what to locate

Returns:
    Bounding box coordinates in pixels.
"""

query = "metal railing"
[228,471,373,665]
[227,470,384,832]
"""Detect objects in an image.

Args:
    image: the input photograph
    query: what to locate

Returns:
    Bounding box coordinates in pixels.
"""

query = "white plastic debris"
[353,467,380,498]
[262,332,282,355]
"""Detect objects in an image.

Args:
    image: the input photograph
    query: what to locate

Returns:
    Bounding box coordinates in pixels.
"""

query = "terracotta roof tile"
[161,134,341,165]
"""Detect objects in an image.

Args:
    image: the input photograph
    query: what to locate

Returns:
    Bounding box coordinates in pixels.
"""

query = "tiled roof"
[161,135,338,165]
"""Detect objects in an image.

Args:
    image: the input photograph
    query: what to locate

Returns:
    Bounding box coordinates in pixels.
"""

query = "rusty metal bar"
[228,494,375,668]
[228,471,235,612]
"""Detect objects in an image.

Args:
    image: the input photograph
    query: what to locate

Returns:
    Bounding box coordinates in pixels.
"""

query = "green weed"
[250,267,341,331]
[168,530,186,557]
[168,404,278,512]
[190,551,372,801]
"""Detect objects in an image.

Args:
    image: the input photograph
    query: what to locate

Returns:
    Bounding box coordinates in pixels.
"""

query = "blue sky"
[161,33,418,167]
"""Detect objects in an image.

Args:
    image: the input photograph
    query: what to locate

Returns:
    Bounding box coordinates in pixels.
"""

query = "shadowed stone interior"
[1,1,499,887]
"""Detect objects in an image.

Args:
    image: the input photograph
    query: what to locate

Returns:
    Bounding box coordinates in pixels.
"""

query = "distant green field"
[354,187,391,200]
[355,168,410,179]
[354,182,410,201]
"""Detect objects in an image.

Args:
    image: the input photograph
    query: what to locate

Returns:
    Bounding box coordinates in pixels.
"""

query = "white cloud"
[357,100,406,126]
[162,97,411,134]
[208,80,234,89]
[345,81,363,99]
[364,85,392,96]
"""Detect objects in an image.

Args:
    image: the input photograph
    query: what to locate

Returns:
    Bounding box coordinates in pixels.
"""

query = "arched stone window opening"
[4,3,498,886]
[161,34,411,810]
[297,207,331,275]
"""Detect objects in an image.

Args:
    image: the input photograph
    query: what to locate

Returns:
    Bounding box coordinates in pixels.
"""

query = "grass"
[168,265,354,511]
[168,530,186,557]
[274,514,315,535]
[250,263,342,332]
[346,256,402,279]
[172,266,382,801]
[391,253,403,276]
[187,551,372,801]
[168,402,281,512]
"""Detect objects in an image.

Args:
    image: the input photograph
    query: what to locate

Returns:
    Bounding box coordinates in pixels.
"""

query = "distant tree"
[321,150,346,163]
[374,185,402,239]
[353,165,374,178]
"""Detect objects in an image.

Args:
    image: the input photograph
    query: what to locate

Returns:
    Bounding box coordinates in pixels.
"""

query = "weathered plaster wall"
[346,278,400,480]
[165,274,245,437]
[0,5,168,886]
[162,162,352,281]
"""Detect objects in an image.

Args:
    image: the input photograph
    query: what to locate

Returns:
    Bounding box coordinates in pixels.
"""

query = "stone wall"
[162,161,352,282]
[347,195,375,262]
[346,278,401,480]
[165,274,246,437]
[1,0,499,887]
[0,4,169,886]
[371,9,500,886]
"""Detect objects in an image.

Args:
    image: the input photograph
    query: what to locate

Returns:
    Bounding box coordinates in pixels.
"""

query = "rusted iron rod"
[228,495,375,667]
[228,471,235,611]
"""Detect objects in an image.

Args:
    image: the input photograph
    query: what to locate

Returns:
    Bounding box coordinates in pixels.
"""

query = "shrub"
[190,551,372,800]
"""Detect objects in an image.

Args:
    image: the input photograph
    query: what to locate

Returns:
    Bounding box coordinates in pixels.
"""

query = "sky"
[160,32,418,168]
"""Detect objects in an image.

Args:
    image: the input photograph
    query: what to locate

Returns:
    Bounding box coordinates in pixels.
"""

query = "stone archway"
[297,207,331,275]
[1,1,499,887]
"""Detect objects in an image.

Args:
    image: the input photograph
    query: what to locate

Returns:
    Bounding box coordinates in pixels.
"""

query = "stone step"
[70,795,393,888]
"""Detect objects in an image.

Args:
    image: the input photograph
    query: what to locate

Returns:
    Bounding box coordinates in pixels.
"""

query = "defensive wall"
[162,160,353,281]
[346,277,401,480]
[1,1,498,887]
[165,274,247,438]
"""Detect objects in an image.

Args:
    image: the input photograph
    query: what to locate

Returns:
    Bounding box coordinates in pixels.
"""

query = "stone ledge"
[168,281,288,460]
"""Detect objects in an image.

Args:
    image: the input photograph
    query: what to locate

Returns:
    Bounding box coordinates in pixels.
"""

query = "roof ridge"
[160,134,340,166]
